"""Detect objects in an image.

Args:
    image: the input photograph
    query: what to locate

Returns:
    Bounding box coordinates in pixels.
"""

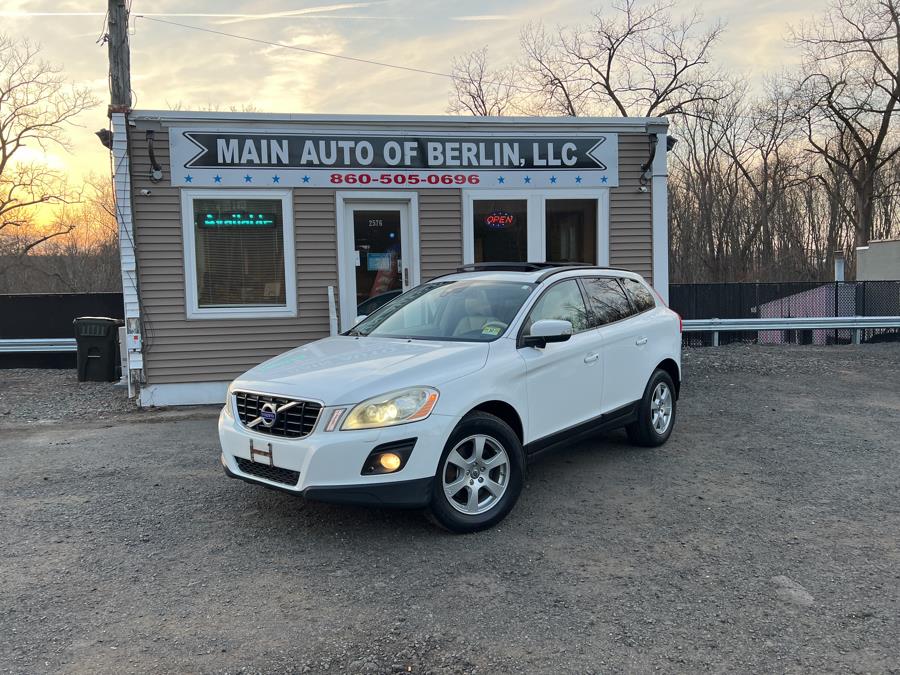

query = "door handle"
[635,336,648,346]
[584,352,600,364]
[402,267,409,287]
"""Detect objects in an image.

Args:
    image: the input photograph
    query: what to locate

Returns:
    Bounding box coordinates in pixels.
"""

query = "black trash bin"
[73,317,124,382]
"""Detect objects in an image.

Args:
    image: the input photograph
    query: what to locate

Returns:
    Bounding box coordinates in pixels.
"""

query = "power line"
[135,15,461,83]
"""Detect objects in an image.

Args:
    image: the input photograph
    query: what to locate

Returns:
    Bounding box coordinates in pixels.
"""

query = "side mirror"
[354,314,368,324]
[522,319,573,348]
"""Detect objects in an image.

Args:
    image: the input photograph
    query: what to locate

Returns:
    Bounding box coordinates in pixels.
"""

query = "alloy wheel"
[650,382,673,434]
[442,434,510,515]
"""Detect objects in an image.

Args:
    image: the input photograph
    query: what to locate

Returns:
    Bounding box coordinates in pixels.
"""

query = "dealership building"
[111,111,670,405]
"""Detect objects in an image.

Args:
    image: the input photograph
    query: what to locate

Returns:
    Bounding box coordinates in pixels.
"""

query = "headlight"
[223,384,235,419]
[342,387,439,430]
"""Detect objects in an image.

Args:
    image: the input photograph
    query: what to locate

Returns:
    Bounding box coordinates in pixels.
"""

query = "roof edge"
[128,110,669,130]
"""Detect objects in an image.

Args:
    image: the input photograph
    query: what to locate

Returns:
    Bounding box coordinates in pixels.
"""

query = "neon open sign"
[485,211,514,229]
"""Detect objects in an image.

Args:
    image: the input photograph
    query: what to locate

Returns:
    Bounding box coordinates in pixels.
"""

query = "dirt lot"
[1,345,899,674]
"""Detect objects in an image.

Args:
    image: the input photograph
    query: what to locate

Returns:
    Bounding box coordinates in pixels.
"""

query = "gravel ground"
[0,369,137,423]
[1,345,899,673]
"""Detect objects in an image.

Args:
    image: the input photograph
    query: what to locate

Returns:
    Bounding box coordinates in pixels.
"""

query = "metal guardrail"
[0,338,77,353]
[682,316,900,345]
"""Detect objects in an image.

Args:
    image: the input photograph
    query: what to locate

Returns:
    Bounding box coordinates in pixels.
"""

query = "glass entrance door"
[340,199,417,330]
[353,208,404,315]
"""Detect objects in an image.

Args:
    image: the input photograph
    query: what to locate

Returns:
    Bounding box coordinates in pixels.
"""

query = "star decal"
[243,175,253,183]
[497,176,505,184]
[213,175,222,183]
[550,176,558,184]
[184,175,193,183]
[301,175,311,183]
[575,176,583,184]
[272,175,281,183]
[523,176,531,184]
[601,175,609,184]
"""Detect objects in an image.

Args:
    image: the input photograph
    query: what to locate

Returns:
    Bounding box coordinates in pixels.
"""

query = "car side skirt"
[524,401,639,459]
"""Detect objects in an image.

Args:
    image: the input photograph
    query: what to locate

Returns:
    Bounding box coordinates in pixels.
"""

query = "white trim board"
[180,188,297,319]
[139,381,230,407]
[651,131,670,303]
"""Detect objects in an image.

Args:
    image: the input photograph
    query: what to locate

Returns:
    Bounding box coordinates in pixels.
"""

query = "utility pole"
[107,0,132,112]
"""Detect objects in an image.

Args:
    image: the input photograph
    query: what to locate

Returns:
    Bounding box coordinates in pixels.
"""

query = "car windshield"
[347,279,537,342]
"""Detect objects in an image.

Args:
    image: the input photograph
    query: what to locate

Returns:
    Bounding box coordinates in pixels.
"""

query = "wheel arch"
[656,358,681,398]
[465,399,524,444]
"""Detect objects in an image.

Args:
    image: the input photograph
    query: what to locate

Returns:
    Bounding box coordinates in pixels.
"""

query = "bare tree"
[791,0,900,248]
[447,47,519,116]
[519,0,728,117]
[0,34,97,257]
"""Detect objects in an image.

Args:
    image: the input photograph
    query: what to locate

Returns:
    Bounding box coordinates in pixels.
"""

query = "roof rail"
[454,261,592,274]
[536,265,618,282]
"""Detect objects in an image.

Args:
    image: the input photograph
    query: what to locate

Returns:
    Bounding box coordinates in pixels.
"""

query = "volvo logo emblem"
[259,402,278,428]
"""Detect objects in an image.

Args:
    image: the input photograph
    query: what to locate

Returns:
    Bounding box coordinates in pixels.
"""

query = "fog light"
[361,439,417,475]
[378,452,402,472]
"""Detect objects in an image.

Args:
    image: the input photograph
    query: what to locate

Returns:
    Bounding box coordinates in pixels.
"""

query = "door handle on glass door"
[584,352,600,364]
[403,267,409,287]
[635,336,648,346]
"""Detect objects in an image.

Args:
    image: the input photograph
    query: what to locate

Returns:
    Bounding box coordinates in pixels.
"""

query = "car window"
[580,277,635,327]
[350,280,536,342]
[523,279,590,334]
[620,277,656,313]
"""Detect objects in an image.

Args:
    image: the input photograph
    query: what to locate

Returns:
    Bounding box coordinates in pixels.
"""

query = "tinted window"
[581,278,634,327]
[523,280,590,334]
[620,277,656,313]
[192,198,285,307]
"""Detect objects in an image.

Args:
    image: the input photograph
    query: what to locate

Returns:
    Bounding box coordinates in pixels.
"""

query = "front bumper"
[217,406,453,509]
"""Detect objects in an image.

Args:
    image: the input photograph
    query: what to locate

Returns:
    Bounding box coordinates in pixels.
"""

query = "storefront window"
[545,199,597,264]
[182,190,296,319]
[473,199,528,263]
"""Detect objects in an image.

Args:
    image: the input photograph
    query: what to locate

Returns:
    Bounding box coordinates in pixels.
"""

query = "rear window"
[580,277,634,327]
[620,277,656,313]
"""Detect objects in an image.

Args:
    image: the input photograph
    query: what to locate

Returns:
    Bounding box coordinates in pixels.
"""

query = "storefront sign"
[170,128,619,189]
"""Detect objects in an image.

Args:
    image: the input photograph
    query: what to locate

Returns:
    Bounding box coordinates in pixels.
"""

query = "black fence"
[0,292,124,368]
[669,281,900,346]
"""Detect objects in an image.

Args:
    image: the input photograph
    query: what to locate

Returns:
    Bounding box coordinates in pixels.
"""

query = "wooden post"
[107,0,132,112]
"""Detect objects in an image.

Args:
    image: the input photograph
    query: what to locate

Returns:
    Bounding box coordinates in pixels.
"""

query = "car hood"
[233,335,489,405]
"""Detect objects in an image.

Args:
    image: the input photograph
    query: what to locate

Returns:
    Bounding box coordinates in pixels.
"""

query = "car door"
[518,278,603,441]
[579,277,642,413]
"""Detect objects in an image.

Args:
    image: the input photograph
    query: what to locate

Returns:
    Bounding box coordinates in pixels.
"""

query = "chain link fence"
[670,281,900,346]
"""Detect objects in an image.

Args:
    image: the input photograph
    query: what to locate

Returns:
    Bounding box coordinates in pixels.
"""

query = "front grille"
[235,457,300,486]
[234,391,322,439]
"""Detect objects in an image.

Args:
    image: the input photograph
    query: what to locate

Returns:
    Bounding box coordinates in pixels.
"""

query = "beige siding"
[419,189,462,280]
[610,133,654,283]
[130,122,337,384]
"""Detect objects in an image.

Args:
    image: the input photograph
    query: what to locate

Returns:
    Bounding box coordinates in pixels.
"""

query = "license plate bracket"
[249,439,274,466]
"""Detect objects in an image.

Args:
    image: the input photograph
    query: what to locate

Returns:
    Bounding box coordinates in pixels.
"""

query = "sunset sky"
[3,0,827,195]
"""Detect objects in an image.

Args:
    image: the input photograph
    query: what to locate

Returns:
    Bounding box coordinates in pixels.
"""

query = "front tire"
[429,412,524,533]
[626,369,677,447]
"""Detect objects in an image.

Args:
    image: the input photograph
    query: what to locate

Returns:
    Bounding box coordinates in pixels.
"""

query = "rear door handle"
[635,336,648,346]
[584,352,600,364]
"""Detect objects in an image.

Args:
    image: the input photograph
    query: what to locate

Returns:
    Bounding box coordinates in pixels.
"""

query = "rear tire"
[429,412,524,533]
[626,369,677,447]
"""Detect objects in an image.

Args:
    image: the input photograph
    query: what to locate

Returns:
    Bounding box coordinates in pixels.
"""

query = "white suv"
[218,263,682,532]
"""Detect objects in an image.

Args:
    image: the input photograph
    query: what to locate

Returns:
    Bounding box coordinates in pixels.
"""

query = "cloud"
[452,15,519,22]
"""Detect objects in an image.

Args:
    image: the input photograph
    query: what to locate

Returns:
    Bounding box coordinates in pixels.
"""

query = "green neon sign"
[199,211,277,228]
